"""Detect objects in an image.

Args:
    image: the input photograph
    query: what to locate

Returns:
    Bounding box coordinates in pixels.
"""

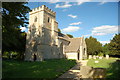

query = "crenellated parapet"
[30,5,56,17]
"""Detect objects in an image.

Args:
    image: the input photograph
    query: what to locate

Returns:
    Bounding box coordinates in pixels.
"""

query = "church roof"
[65,38,82,53]
[58,32,70,39]
[58,36,70,42]
[58,32,84,53]
[58,32,70,41]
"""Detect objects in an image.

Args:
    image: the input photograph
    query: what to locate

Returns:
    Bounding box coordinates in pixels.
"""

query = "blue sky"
[21,2,118,45]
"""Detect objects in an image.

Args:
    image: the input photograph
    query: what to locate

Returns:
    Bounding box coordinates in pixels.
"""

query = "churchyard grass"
[2,59,76,79]
[87,58,120,79]
[87,58,117,68]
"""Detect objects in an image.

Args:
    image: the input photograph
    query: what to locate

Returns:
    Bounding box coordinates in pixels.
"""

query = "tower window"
[48,17,50,23]
[34,17,37,22]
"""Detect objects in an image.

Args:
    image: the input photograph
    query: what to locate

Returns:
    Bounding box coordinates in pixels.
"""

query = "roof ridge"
[69,37,82,39]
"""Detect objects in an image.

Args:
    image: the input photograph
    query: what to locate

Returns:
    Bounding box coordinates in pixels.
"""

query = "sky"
[20,1,118,45]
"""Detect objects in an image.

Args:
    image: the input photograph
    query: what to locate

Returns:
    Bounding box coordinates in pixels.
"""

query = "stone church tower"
[25,5,59,61]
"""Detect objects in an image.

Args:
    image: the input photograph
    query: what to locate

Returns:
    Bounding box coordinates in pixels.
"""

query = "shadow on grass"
[2,59,76,80]
[106,60,120,80]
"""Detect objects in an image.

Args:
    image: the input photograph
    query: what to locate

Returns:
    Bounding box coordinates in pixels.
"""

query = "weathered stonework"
[25,5,59,61]
[25,5,87,61]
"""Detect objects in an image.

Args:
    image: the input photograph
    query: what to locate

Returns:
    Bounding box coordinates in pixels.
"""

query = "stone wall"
[66,52,78,60]
[80,37,87,60]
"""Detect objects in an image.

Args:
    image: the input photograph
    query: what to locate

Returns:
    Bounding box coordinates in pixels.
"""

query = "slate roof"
[65,38,82,53]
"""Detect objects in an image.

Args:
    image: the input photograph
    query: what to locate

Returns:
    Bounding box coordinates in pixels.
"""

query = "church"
[25,5,87,61]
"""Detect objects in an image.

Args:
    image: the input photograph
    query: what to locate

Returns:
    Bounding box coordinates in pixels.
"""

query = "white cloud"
[99,1,107,5]
[69,22,82,25]
[55,2,72,8]
[68,14,77,18]
[100,41,110,45]
[49,0,59,3]
[62,26,80,33]
[20,27,27,32]
[84,34,91,37]
[92,25,118,36]
[55,0,92,8]
[55,0,108,8]
[98,0,116,5]
[76,0,92,5]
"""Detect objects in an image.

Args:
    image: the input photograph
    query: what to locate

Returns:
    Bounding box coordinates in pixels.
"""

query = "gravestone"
[93,55,96,59]
[106,55,109,59]
[99,56,103,59]
[89,55,92,59]
[94,60,99,63]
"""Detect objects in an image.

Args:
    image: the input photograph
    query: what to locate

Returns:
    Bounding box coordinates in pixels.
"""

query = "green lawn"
[87,58,120,79]
[87,58,117,68]
[2,59,76,79]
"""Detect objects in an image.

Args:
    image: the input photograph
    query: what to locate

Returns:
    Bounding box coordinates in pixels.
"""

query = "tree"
[102,43,110,55]
[108,34,120,55]
[2,2,30,59]
[85,36,102,55]
[67,34,74,38]
[58,28,61,33]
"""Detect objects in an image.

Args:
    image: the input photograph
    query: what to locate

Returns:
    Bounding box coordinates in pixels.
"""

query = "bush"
[2,51,10,59]
[104,51,110,55]
[98,52,104,56]
[2,51,22,60]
